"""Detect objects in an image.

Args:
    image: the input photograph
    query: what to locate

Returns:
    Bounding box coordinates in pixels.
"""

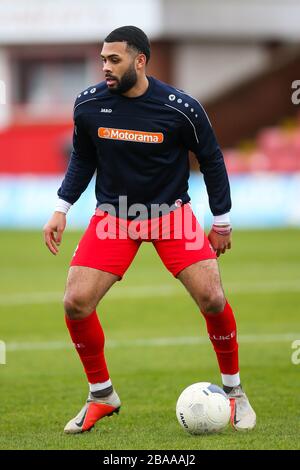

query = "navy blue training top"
[58,76,231,218]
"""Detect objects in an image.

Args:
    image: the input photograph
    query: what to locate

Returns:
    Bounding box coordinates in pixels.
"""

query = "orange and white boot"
[64,390,121,434]
[227,385,256,431]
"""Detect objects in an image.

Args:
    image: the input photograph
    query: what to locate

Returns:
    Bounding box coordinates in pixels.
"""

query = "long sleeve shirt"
[58,76,231,219]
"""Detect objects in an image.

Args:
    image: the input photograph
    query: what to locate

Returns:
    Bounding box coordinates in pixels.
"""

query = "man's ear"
[136,53,147,69]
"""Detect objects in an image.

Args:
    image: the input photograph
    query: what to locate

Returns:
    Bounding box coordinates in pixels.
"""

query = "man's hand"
[208,225,232,257]
[43,211,67,255]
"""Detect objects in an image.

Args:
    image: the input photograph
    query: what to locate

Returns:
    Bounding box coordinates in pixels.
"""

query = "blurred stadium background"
[0,0,299,450]
[0,0,300,228]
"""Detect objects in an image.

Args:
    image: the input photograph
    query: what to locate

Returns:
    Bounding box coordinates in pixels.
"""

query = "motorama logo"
[98,127,164,144]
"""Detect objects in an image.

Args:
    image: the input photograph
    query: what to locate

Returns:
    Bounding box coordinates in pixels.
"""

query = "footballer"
[43,26,256,434]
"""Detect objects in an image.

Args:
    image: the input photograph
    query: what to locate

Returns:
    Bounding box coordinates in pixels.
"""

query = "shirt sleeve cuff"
[55,198,72,214]
[213,212,231,226]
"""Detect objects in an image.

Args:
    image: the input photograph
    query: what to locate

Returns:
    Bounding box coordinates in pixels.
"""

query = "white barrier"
[0,173,299,229]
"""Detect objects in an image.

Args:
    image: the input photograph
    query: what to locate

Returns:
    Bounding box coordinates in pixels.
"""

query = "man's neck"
[122,76,149,98]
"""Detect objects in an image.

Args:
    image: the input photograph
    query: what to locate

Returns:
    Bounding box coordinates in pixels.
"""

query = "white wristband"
[213,212,231,226]
[55,198,72,214]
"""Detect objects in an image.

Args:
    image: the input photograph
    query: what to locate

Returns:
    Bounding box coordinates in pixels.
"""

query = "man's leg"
[64,266,119,393]
[62,211,141,433]
[63,266,121,433]
[177,260,239,385]
[177,259,256,430]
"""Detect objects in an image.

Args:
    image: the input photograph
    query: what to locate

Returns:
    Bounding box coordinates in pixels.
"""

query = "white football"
[176,382,231,434]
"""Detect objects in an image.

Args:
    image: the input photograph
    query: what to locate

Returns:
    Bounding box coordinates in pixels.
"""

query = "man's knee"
[63,292,93,320]
[199,290,226,314]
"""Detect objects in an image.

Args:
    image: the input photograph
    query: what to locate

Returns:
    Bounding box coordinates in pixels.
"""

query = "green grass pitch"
[0,228,299,450]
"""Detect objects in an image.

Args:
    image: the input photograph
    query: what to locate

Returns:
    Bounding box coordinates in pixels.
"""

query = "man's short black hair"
[104,26,151,64]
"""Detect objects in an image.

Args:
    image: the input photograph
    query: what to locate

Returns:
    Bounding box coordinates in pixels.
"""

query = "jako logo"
[100,108,112,113]
[180,413,189,429]
[98,127,164,144]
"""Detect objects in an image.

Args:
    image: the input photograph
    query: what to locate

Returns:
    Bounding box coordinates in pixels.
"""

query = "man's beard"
[106,64,138,95]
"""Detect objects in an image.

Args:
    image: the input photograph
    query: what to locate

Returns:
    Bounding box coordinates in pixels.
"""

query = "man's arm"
[43,113,97,255]
[180,101,232,256]
[57,114,97,205]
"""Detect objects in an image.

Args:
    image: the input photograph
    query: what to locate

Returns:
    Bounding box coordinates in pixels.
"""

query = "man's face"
[101,41,138,94]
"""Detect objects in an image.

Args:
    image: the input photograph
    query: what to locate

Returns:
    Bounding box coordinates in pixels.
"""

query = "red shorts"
[71,203,216,278]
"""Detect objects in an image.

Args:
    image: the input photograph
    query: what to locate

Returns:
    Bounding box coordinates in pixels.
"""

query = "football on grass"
[176,382,231,434]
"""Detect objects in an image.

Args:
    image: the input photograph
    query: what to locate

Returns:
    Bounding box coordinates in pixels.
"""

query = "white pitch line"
[5,333,300,353]
[0,279,299,306]
[0,292,64,305]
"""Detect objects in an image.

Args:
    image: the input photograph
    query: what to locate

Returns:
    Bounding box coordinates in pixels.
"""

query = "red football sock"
[65,310,110,384]
[201,301,239,375]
